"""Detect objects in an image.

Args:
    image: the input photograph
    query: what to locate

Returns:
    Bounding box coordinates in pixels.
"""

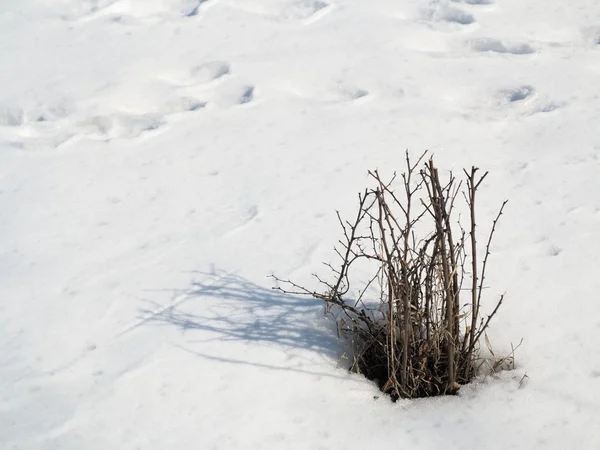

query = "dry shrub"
[273,153,508,400]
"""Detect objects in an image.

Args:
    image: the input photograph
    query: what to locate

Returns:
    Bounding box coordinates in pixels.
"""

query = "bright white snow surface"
[2,0,600,448]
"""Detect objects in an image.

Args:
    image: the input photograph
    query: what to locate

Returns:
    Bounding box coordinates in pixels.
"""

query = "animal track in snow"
[547,245,562,257]
[535,102,562,114]
[340,86,369,101]
[486,85,565,118]
[421,1,476,31]
[198,83,257,107]
[0,100,73,127]
[281,0,331,23]
[59,0,118,20]
[285,83,370,104]
[79,113,165,140]
[158,64,257,108]
[163,97,206,114]
[183,0,209,17]
[238,86,255,105]
[325,85,369,102]
[226,0,332,25]
[0,98,80,149]
[124,0,210,19]
[190,62,231,84]
[161,62,231,87]
[2,63,250,149]
[436,8,475,25]
[67,0,209,23]
[500,85,535,103]
[469,38,536,55]
[64,98,205,145]
[451,0,495,5]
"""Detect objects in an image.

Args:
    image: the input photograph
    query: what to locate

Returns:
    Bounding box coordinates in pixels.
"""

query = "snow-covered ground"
[2,0,600,448]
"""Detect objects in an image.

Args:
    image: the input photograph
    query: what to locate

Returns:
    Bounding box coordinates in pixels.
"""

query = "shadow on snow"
[138,270,347,378]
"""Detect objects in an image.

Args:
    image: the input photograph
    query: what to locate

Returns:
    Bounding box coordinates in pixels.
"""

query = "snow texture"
[1,0,600,448]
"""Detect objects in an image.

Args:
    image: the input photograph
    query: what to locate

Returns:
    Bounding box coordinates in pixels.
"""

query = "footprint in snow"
[330,85,369,103]
[451,0,495,5]
[117,0,209,20]
[469,38,536,55]
[491,85,563,116]
[68,0,209,23]
[206,84,257,107]
[227,0,331,25]
[0,99,78,150]
[238,86,255,105]
[60,0,118,21]
[161,61,231,88]
[0,100,73,127]
[163,97,206,114]
[499,85,535,104]
[183,0,209,17]
[281,0,331,24]
[80,113,165,140]
[532,102,563,114]
[434,7,476,26]
[285,83,369,104]
[547,245,562,257]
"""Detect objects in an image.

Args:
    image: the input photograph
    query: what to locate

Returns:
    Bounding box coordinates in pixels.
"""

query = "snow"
[2,0,600,448]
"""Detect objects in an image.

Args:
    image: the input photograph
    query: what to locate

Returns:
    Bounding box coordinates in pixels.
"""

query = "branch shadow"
[139,270,348,378]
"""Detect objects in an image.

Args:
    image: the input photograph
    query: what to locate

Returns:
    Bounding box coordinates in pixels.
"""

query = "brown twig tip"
[272,153,512,400]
